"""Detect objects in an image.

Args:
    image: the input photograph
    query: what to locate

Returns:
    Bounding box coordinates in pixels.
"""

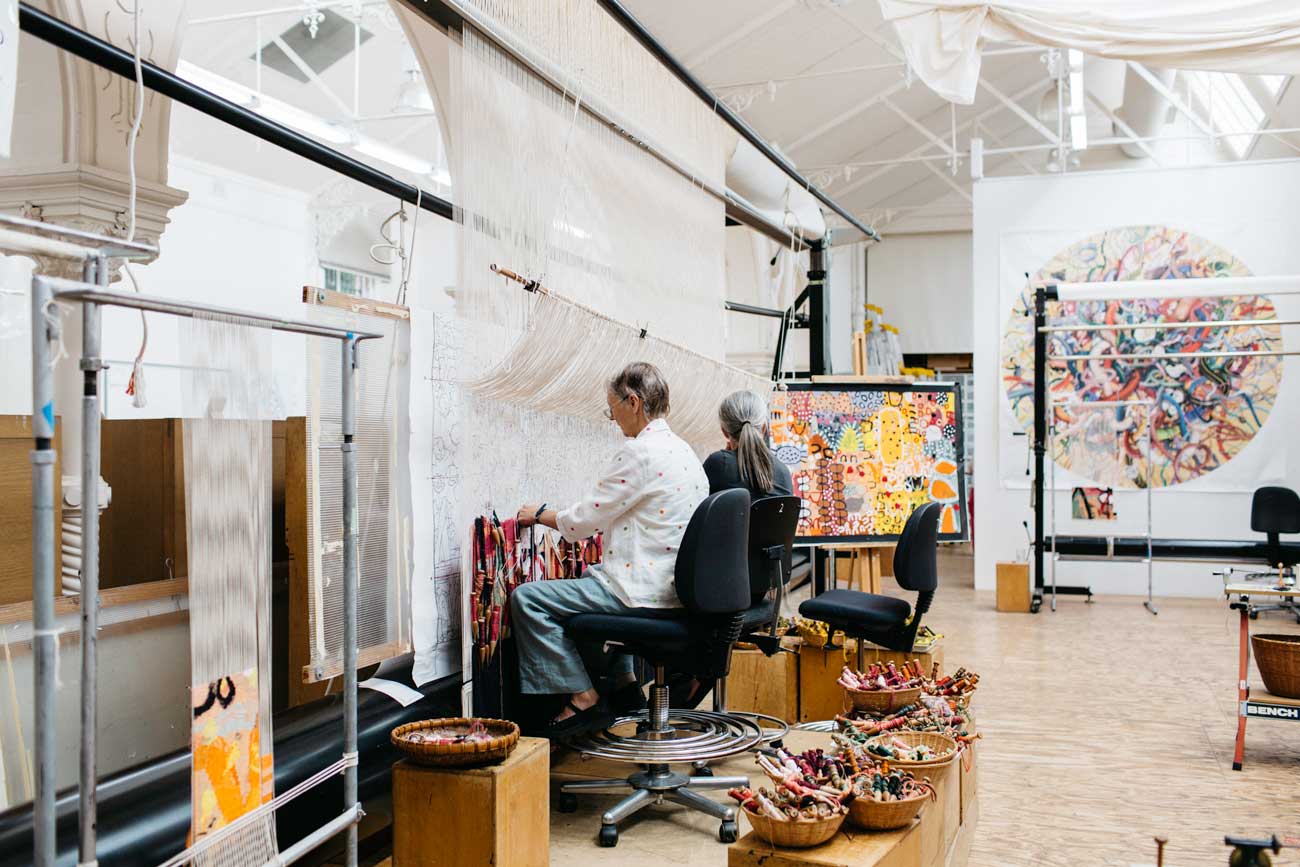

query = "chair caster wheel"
[599,824,619,847]
[558,792,578,813]
[719,820,738,844]
[693,765,714,777]
[1250,610,1259,620]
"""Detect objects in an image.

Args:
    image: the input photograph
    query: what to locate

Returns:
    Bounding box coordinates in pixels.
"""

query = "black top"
[703,448,794,501]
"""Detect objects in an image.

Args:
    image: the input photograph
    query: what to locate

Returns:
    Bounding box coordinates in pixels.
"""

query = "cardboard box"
[995,561,1031,612]
[727,643,799,722]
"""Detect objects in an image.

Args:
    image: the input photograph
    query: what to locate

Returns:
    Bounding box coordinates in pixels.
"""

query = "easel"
[823,543,894,594]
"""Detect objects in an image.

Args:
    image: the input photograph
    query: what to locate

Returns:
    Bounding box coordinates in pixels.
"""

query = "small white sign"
[0,0,16,159]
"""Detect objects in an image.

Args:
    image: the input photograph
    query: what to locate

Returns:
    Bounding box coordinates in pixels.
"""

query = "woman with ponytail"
[704,390,793,500]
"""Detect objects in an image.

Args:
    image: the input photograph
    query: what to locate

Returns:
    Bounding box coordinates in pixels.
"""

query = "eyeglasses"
[604,393,631,420]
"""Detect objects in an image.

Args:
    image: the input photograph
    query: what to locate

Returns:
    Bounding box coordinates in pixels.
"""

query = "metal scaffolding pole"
[29,275,58,867]
[341,335,360,867]
[78,254,108,863]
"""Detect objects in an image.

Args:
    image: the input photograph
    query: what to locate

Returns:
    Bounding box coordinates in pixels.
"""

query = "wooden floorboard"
[544,549,1300,866]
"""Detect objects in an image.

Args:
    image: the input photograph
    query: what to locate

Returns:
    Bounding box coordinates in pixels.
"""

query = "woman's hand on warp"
[517,505,558,530]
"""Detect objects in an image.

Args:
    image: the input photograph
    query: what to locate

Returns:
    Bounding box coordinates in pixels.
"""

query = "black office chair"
[711,496,801,705]
[797,501,942,672]
[1253,486,1300,569]
[558,490,763,847]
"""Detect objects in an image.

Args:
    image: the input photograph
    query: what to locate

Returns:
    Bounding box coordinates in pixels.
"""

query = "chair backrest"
[747,496,801,604]
[1251,486,1300,536]
[675,489,752,614]
[892,502,942,592]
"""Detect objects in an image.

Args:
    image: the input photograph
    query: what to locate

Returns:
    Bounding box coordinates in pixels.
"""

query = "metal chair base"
[559,764,748,847]
[561,676,757,847]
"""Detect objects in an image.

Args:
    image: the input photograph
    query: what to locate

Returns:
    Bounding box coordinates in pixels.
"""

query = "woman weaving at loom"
[666,389,793,708]
[513,362,708,736]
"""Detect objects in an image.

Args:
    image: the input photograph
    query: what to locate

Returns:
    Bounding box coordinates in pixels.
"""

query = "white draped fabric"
[878,0,1300,104]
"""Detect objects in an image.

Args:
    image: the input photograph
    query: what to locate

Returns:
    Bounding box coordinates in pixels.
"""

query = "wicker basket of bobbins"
[391,718,519,767]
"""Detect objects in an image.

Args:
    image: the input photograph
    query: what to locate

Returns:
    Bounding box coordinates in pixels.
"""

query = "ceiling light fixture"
[394,45,435,114]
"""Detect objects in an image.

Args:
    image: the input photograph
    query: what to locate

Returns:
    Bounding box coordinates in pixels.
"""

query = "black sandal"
[543,700,611,737]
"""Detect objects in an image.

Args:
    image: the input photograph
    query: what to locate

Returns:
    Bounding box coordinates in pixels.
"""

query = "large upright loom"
[438,0,772,702]
[21,213,381,867]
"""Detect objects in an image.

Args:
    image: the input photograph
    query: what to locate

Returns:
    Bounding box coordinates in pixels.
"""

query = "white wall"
[867,232,973,355]
[973,159,1300,597]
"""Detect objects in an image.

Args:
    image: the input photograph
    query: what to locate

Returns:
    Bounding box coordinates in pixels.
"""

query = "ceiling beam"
[827,79,1046,201]
[979,78,1058,144]
[270,34,354,120]
[784,78,908,152]
[683,0,797,69]
[883,96,955,155]
[922,161,973,201]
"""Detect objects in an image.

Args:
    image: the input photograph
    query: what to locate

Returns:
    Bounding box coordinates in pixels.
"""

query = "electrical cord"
[120,0,148,407]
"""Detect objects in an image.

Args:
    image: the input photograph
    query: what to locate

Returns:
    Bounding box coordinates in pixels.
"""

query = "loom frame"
[1028,278,1300,614]
[27,249,380,867]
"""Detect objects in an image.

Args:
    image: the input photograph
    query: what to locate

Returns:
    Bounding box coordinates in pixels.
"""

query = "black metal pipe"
[725,301,786,319]
[1047,536,1299,562]
[1031,285,1049,612]
[595,0,881,244]
[0,670,461,867]
[17,3,455,223]
[808,245,828,376]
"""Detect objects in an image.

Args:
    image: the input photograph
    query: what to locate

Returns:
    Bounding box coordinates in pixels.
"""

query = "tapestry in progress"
[1001,225,1283,488]
[191,668,266,843]
[771,383,966,543]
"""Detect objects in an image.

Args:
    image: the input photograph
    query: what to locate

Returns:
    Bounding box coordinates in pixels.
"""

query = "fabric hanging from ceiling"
[879,0,1300,104]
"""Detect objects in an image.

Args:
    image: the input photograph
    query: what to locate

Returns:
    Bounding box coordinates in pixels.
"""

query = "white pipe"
[0,228,95,261]
[1039,318,1300,333]
[1051,275,1300,301]
[1050,349,1300,362]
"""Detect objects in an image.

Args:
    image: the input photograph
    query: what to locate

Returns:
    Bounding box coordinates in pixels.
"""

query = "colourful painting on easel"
[191,668,268,841]
[770,383,967,543]
[1071,486,1116,520]
[1002,225,1283,488]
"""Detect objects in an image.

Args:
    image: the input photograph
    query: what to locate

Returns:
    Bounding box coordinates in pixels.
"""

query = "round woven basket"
[846,790,929,831]
[391,718,519,767]
[864,731,957,769]
[745,809,845,848]
[845,685,922,713]
[1252,634,1300,699]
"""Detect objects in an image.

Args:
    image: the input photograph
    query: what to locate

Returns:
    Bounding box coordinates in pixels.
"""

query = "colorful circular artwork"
[1001,225,1283,488]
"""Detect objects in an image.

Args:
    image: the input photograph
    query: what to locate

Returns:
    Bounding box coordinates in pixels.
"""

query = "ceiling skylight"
[1181,70,1269,158]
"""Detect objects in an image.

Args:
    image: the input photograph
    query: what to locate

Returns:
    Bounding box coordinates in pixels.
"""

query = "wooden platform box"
[959,739,978,824]
[797,640,945,723]
[918,761,960,867]
[729,818,920,867]
[393,736,549,867]
[727,642,800,722]
[995,561,1030,612]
